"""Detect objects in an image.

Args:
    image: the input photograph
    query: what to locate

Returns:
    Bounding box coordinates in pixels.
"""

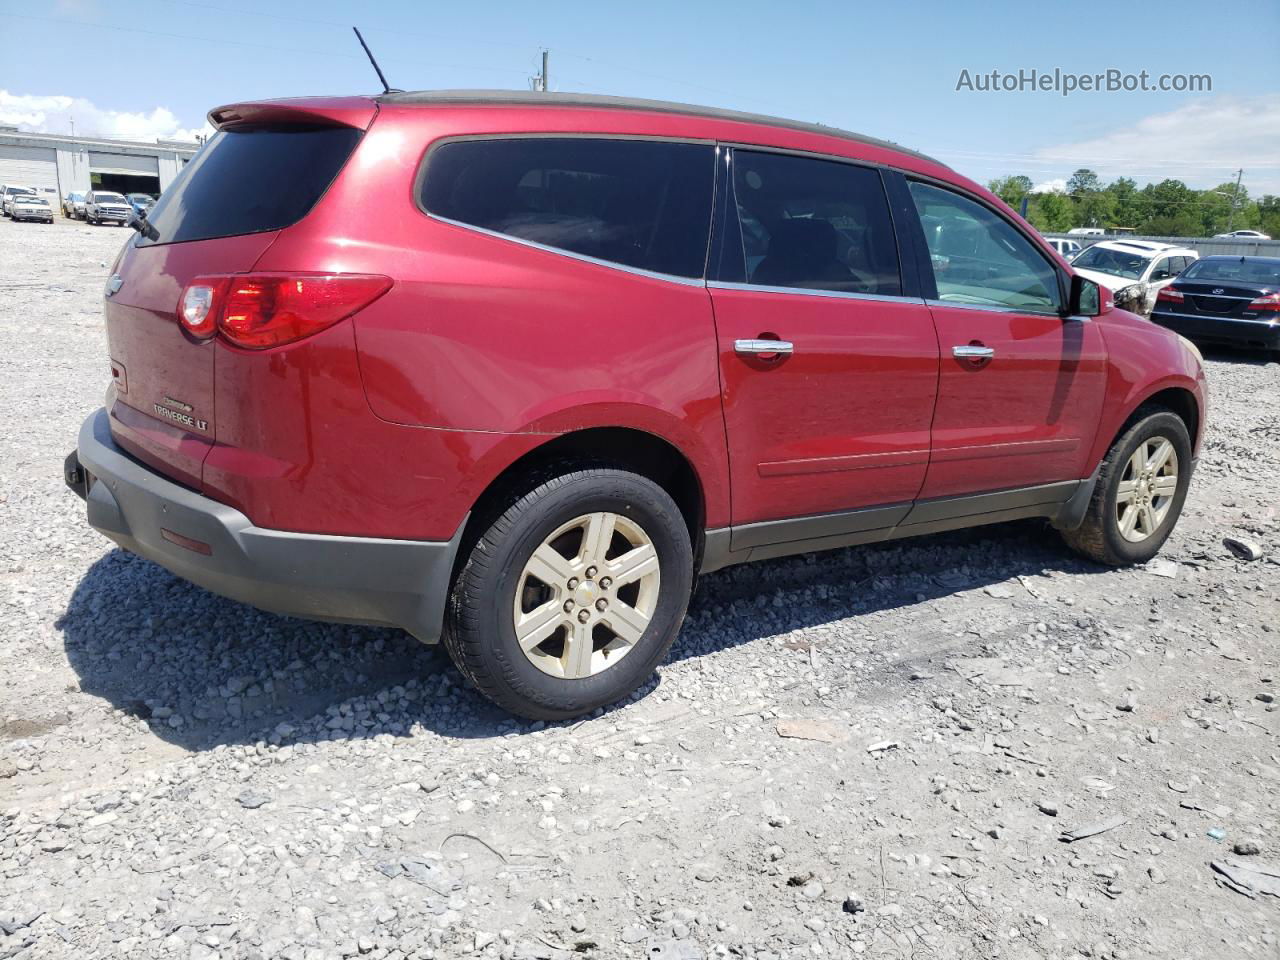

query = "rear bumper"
[67,408,462,643]
[1151,308,1280,349]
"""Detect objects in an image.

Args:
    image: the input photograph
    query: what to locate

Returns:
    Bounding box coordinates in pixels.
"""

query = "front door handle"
[734,338,794,356]
[952,344,995,360]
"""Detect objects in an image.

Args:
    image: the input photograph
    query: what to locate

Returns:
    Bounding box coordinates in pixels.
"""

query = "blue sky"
[3,0,1279,192]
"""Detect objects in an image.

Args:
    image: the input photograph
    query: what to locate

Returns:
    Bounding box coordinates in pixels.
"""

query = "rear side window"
[420,138,716,279]
[139,126,361,246]
[727,150,902,296]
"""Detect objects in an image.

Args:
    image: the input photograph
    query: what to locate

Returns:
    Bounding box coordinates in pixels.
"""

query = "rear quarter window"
[419,137,716,279]
[139,126,361,246]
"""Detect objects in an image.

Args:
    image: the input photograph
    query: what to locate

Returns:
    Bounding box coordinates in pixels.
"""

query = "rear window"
[139,125,361,246]
[1182,258,1280,285]
[420,138,716,279]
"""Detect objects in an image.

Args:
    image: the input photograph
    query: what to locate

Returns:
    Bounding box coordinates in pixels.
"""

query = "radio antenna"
[353,26,398,94]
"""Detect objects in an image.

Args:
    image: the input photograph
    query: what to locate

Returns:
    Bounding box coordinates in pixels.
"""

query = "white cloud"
[1031,177,1067,194]
[1032,94,1280,195]
[0,90,212,143]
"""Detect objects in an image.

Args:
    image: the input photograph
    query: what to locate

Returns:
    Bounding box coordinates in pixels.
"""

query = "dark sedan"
[1152,256,1280,358]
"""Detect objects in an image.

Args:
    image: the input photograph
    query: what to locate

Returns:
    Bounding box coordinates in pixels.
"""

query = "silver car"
[11,194,53,223]
[84,190,132,226]
[1,185,36,218]
[63,192,88,220]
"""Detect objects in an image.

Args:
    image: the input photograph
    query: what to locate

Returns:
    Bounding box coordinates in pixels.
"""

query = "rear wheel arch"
[454,427,707,580]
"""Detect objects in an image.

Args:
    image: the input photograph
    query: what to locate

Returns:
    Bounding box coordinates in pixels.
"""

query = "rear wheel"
[443,467,693,720]
[1060,409,1192,565]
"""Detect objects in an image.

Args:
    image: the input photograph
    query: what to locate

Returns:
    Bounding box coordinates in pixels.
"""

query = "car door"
[1143,255,1182,311]
[709,148,939,549]
[896,175,1108,501]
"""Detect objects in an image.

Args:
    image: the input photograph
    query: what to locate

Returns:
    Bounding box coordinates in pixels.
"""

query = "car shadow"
[1196,344,1275,366]
[58,519,1100,751]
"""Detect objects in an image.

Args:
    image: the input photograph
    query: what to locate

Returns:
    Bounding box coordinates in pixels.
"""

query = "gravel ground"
[1,216,1278,960]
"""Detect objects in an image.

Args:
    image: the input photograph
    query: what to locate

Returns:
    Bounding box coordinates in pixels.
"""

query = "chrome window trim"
[1153,309,1278,327]
[414,133,717,288]
[709,279,921,304]
[926,298,1061,317]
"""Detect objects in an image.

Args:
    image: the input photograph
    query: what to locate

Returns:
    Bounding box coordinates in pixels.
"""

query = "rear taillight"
[176,273,392,349]
[180,279,222,337]
[1156,287,1184,305]
[1247,292,1280,313]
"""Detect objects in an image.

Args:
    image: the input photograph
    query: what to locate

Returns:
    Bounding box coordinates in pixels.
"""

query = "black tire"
[1060,408,1192,565]
[443,467,693,721]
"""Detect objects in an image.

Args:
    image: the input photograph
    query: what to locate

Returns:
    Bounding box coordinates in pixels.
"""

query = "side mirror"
[1067,275,1109,317]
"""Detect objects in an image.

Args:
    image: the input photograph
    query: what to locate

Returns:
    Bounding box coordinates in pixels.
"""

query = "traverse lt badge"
[154,396,208,432]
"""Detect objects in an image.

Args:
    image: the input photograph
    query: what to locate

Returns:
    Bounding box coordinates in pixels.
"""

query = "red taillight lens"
[175,273,392,349]
[1156,286,1184,305]
[1248,292,1280,313]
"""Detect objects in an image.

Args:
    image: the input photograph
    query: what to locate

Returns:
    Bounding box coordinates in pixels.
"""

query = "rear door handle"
[952,345,995,359]
[734,338,794,356]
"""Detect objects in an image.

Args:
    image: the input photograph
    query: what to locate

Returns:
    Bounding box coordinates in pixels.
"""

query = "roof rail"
[377,89,948,168]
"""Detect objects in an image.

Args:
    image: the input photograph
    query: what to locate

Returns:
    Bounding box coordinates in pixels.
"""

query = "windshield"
[128,194,153,202]
[7,187,34,196]
[1182,258,1280,286]
[70,193,84,201]
[18,197,47,205]
[1071,245,1149,280]
[95,193,126,203]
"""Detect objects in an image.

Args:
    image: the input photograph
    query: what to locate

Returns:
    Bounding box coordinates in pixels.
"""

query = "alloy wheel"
[1115,436,1179,543]
[513,512,661,679]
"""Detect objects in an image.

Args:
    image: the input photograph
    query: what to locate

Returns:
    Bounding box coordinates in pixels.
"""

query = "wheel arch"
[1087,375,1204,473]
[455,425,713,580]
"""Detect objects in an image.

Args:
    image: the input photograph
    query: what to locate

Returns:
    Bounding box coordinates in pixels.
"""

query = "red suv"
[66,91,1207,720]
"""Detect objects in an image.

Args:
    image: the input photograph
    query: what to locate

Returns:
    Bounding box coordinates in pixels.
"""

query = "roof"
[1094,239,1196,256]
[377,89,946,168]
[0,128,200,156]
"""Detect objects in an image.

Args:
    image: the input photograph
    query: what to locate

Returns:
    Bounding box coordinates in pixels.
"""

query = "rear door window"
[139,126,362,246]
[420,137,716,279]
[727,149,902,296]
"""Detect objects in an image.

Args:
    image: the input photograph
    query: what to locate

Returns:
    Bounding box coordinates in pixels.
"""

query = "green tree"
[1026,191,1074,232]
[988,175,1033,212]
[1140,179,1200,236]
[1255,196,1280,239]
[1067,169,1101,195]
[1103,177,1141,230]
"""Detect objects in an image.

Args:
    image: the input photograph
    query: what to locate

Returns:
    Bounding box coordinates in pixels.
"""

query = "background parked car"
[84,190,133,226]
[126,193,156,217]
[1069,239,1198,315]
[10,194,53,223]
[1213,229,1271,240]
[1047,237,1082,260]
[63,192,87,220]
[1,185,36,218]
[1152,255,1280,360]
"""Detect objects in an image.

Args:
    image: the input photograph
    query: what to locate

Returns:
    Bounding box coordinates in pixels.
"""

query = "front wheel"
[1060,409,1192,565]
[444,467,693,720]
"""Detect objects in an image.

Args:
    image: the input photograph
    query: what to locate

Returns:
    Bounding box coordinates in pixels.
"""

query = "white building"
[0,127,200,215]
